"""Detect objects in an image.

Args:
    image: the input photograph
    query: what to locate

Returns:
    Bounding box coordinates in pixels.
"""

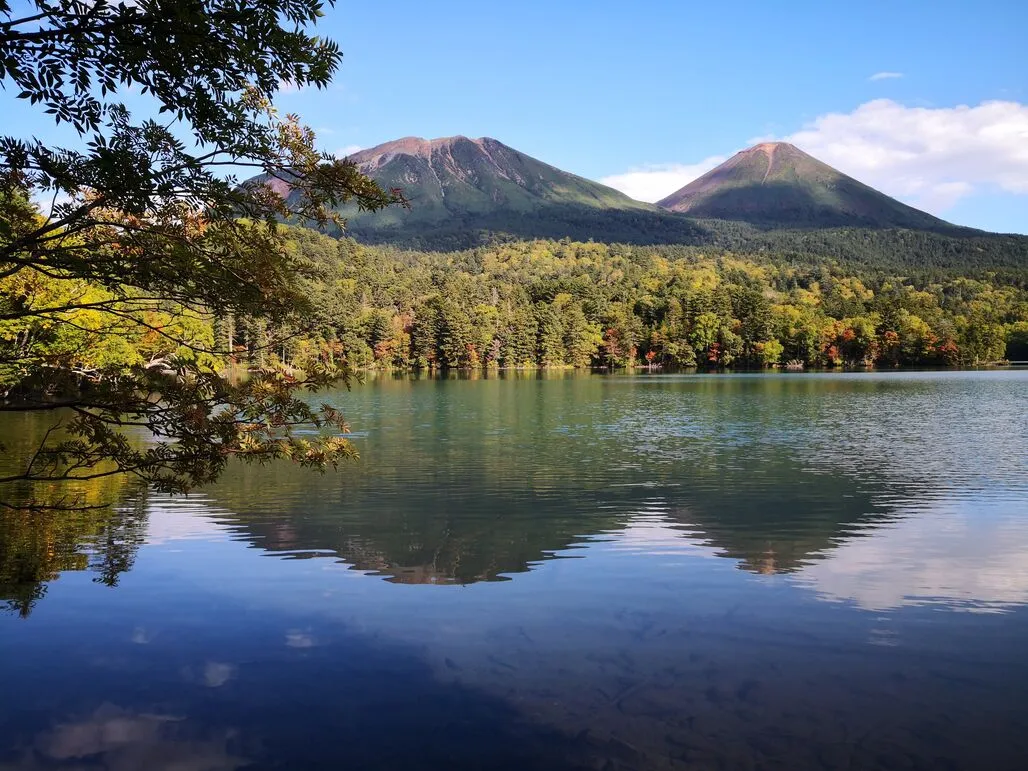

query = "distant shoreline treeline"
[223,230,1028,373]
[4,227,1027,396]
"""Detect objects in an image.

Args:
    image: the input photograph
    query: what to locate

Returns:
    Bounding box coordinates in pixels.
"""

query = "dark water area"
[2,370,1028,770]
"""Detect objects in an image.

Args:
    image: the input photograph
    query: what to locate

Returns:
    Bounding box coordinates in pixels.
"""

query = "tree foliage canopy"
[256,233,1027,373]
[0,0,400,510]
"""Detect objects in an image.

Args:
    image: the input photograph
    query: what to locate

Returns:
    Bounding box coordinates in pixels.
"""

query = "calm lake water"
[2,370,1028,770]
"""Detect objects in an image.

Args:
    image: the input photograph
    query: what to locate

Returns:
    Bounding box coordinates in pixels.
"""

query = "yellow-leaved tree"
[0,0,402,511]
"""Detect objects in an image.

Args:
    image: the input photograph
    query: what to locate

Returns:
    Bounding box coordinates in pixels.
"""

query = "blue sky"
[304,0,1028,233]
[5,0,1027,232]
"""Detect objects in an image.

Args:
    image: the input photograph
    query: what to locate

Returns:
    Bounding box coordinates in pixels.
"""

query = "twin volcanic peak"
[254,133,1028,264]
[264,134,1028,264]
[335,135,961,239]
[656,141,953,231]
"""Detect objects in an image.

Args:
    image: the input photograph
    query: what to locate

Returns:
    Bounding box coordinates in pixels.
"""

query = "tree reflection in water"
[0,492,147,617]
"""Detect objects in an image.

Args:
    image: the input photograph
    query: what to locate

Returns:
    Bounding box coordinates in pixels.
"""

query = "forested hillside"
[267,231,1027,370]
[338,210,1028,270]
[6,225,1026,386]
[689,220,1028,272]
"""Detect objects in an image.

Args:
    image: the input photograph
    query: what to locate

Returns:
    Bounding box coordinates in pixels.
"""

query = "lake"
[2,370,1027,770]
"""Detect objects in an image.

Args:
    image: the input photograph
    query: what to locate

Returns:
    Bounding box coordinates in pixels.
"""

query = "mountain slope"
[657,142,959,231]
[333,136,705,248]
[266,135,1027,267]
[348,136,651,219]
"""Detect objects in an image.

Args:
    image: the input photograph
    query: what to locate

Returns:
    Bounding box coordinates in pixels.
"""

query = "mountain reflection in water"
[1,371,1027,770]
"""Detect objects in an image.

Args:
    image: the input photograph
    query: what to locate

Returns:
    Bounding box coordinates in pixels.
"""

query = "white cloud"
[600,156,726,203]
[601,100,1028,217]
[19,705,247,771]
[776,99,1028,213]
[203,662,236,688]
[143,496,230,544]
[609,512,718,559]
[869,71,903,81]
[334,144,363,158]
[285,630,316,648]
[794,500,1028,613]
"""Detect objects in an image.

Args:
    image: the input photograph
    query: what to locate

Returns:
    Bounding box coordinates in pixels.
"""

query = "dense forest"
[6,225,1026,388]
[279,231,1028,370]
[335,208,1028,270]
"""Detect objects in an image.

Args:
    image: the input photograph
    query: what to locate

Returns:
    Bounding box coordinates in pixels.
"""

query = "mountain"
[657,142,958,231]
[332,136,705,248]
[348,135,649,218]
[265,135,1027,268]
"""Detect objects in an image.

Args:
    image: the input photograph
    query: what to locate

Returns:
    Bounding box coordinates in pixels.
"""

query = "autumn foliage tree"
[0,0,400,510]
